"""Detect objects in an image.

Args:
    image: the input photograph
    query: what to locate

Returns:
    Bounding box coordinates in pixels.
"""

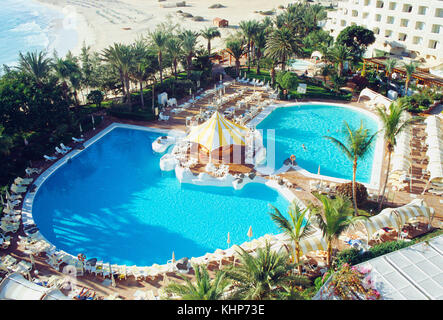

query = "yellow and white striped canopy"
[360,208,400,239]
[186,111,249,151]
[393,205,435,226]
[299,235,328,255]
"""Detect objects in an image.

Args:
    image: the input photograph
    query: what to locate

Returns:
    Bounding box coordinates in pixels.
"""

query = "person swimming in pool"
[302,144,307,151]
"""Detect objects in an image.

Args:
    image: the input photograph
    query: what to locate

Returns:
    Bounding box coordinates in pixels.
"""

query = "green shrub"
[176,1,186,7]
[107,109,154,121]
[336,182,368,206]
[333,240,412,269]
[192,16,204,21]
[87,90,104,107]
[181,12,192,18]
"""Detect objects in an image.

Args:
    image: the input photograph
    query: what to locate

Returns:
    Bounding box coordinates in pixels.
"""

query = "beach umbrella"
[317,165,321,175]
[0,194,4,206]
[110,264,116,287]
[91,115,95,130]
[189,88,192,96]
[247,226,253,240]
[172,251,176,263]
[220,74,223,82]
[79,123,83,137]
[24,137,28,146]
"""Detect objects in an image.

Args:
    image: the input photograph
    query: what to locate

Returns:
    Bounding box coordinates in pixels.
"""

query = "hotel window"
[388,2,396,10]
[386,16,395,24]
[398,33,407,41]
[431,24,441,34]
[435,9,443,18]
[373,27,380,35]
[402,4,412,13]
[364,0,370,6]
[362,12,369,19]
[341,20,347,27]
[412,36,422,45]
[375,14,381,22]
[376,1,384,9]
[351,22,357,26]
[352,10,358,17]
[400,19,408,27]
[384,30,392,38]
[428,40,439,50]
[418,6,428,15]
[415,21,425,31]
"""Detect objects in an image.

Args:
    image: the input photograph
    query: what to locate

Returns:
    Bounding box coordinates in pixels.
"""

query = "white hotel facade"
[324,0,443,66]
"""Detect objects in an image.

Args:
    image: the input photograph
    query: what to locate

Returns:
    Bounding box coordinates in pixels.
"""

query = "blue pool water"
[289,59,313,70]
[32,128,290,266]
[257,104,379,183]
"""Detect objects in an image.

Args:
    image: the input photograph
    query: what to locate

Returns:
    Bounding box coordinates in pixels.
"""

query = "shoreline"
[32,0,295,57]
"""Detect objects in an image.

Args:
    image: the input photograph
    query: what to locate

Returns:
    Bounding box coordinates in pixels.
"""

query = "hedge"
[107,110,155,121]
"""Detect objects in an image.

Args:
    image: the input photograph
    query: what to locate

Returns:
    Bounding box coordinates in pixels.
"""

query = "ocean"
[0,0,78,67]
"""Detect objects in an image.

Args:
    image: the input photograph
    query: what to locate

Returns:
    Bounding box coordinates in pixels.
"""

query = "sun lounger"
[72,137,84,143]
[55,146,67,155]
[60,143,72,151]
[44,155,57,161]
[25,167,42,176]
[10,184,27,194]
[14,177,33,185]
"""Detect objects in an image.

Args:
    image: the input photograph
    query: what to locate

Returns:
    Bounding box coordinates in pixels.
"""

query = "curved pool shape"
[289,59,313,70]
[32,128,290,266]
[257,104,379,183]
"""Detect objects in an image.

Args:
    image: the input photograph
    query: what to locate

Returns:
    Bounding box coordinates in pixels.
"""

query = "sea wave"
[0,0,78,66]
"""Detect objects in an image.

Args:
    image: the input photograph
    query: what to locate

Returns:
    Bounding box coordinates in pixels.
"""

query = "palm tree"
[317,63,334,84]
[385,58,398,89]
[101,43,133,102]
[253,28,267,75]
[148,29,170,84]
[16,51,52,84]
[179,30,200,77]
[129,40,157,109]
[225,40,246,76]
[312,195,366,267]
[269,203,312,274]
[52,55,80,103]
[224,242,309,300]
[165,37,182,78]
[165,264,229,300]
[239,20,261,71]
[264,27,295,72]
[376,100,417,210]
[200,27,221,56]
[403,61,418,96]
[329,44,352,77]
[324,121,377,215]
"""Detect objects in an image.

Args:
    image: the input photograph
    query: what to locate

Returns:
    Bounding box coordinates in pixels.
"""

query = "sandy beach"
[35,0,295,56]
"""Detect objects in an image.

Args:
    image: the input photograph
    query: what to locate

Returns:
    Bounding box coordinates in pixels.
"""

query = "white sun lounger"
[44,155,57,161]
[10,184,27,194]
[14,177,33,185]
[55,146,67,155]
[72,137,84,143]
[60,143,72,151]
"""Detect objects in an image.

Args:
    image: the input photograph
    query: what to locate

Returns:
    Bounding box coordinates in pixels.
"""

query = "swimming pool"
[257,104,379,184]
[289,59,313,70]
[31,127,290,266]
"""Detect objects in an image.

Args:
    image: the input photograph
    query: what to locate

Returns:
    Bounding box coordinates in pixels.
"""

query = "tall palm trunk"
[352,157,358,215]
[270,65,276,85]
[295,244,302,274]
[256,48,262,75]
[327,240,332,268]
[379,150,392,210]
[247,41,251,71]
[207,40,211,56]
[139,81,144,108]
[158,51,163,84]
[235,59,241,76]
